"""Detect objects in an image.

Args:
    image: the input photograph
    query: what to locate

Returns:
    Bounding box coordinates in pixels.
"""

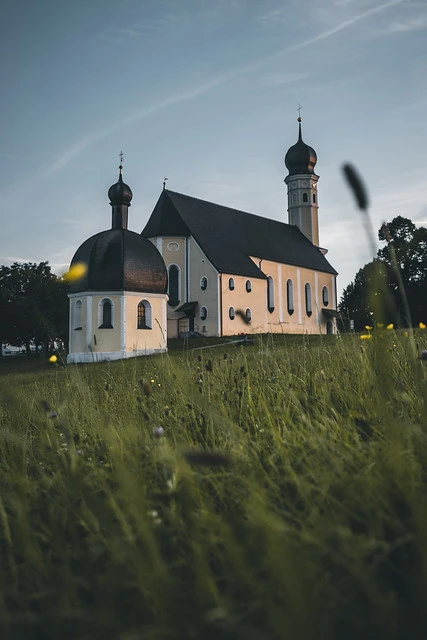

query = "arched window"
[267,276,274,313]
[168,265,180,307]
[229,278,235,291]
[200,306,208,321]
[246,280,252,293]
[305,283,312,317]
[245,308,252,322]
[322,286,329,307]
[292,192,297,204]
[200,276,208,291]
[229,307,235,320]
[313,193,317,204]
[287,279,294,315]
[74,299,82,330]
[137,300,152,329]
[303,192,308,203]
[99,298,113,329]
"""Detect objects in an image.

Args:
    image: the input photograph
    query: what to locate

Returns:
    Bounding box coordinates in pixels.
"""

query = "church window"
[229,307,235,320]
[137,300,152,329]
[287,279,294,315]
[246,280,252,293]
[303,192,308,203]
[322,286,329,306]
[200,276,208,291]
[200,306,208,321]
[74,300,82,330]
[313,193,316,204]
[305,283,312,317]
[267,276,274,313]
[168,265,180,307]
[292,193,297,205]
[229,277,235,291]
[245,308,252,322]
[99,298,113,329]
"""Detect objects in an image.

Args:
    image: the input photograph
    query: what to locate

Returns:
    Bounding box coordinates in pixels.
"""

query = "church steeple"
[108,157,133,230]
[284,116,319,246]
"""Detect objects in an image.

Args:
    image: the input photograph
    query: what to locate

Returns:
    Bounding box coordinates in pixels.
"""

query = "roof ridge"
[165,189,294,228]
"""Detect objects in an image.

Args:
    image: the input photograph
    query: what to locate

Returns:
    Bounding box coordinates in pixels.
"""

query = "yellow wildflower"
[360,334,372,340]
[62,262,87,283]
[404,331,409,338]
[377,323,384,329]
[387,323,394,330]
[365,325,373,331]
[150,378,155,383]
[419,322,426,330]
[49,355,58,363]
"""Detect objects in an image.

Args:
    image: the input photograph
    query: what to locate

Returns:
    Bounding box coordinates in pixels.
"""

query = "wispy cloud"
[42,73,233,178]
[287,0,405,52]
[44,0,404,177]
[260,72,311,87]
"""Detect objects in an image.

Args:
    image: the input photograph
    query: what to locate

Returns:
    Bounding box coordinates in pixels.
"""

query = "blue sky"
[1,0,426,298]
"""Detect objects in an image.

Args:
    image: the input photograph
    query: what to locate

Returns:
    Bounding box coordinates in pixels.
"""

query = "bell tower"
[284,116,319,246]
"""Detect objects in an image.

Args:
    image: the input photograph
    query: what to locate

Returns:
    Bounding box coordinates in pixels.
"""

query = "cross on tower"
[163,176,168,190]
[297,104,302,118]
[119,150,124,165]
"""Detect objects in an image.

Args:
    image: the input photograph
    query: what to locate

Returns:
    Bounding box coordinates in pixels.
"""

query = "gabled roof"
[141,190,338,278]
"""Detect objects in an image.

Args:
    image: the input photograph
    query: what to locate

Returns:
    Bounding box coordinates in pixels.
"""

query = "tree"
[339,217,427,330]
[0,262,68,354]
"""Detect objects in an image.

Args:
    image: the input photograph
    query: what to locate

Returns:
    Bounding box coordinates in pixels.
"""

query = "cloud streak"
[44,0,404,177]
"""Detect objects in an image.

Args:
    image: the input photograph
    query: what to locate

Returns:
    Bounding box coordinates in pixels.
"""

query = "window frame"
[322,286,329,307]
[74,299,82,330]
[137,300,152,329]
[287,279,294,316]
[98,298,114,329]
[200,276,208,291]
[167,264,180,307]
[246,280,252,293]
[267,276,275,313]
[228,277,235,291]
[305,283,312,317]
[200,306,208,321]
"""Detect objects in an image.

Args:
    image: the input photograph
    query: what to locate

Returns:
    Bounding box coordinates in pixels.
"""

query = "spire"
[108,154,133,230]
[298,116,302,141]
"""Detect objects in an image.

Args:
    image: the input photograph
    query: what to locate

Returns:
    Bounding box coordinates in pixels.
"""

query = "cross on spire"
[297,104,302,119]
[119,150,124,165]
[163,176,168,190]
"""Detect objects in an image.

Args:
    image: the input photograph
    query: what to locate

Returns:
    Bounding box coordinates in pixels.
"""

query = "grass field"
[1,330,427,639]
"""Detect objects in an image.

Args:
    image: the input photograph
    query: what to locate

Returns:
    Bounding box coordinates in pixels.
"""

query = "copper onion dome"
[285,118,317,176]
[108,166,133,205]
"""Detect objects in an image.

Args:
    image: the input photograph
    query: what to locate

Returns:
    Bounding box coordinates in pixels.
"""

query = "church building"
[67,117,338,362]
[142,116,338,339]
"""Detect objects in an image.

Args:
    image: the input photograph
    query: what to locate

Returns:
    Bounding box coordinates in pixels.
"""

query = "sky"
[1,0,426,299]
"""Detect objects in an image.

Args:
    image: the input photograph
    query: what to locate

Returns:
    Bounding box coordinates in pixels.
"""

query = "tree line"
[0,262,68,355]
[339,216,427,331]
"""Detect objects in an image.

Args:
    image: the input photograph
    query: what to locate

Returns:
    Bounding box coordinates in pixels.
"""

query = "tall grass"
[0,329,426,639]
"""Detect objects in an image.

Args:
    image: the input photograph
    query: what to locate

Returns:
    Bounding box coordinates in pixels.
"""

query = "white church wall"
[188,237,219,336]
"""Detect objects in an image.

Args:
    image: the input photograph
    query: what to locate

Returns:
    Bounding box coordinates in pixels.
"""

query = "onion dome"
[108,166,133,206]
[285,117,317,176]
[68,229,168,294]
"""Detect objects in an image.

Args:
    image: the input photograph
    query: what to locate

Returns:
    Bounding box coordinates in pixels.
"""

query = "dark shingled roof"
[142,190,337,278]
[69,229,168,294]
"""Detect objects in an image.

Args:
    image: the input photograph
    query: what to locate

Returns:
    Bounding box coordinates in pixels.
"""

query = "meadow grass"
[0,330,427,639]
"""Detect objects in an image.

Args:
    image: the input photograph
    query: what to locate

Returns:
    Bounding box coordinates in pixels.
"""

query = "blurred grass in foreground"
[0,330,427,639]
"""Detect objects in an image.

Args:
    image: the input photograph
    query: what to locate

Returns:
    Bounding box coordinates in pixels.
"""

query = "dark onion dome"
[285,117,317,176]
[108,166,133,206]
[68,229,167,294]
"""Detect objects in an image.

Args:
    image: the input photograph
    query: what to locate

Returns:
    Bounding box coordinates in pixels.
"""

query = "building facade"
[141,117,338,338]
